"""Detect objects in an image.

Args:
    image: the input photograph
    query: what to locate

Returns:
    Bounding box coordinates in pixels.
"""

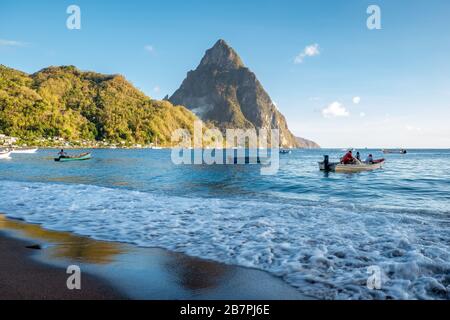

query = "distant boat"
[11,147,38,154]
[382,149,407,154]
[0,150,11,159]
[54,152,92,162]
[279,149,292,154]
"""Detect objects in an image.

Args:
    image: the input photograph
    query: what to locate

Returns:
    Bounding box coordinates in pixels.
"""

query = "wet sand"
[0,214,307,300]
[0,231,125,299]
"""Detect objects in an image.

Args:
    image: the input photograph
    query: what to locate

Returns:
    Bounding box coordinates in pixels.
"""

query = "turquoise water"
[0,149,449,299]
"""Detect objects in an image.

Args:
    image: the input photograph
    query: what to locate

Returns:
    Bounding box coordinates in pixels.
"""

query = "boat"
[11,147,38,154]
[319,155,385,173]
[382,149,407,154]
[54,152,92,162]
[0,150,11,159]
[279,149,292,154]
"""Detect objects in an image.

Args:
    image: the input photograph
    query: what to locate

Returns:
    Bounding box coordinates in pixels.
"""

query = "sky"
[1,0,449,148]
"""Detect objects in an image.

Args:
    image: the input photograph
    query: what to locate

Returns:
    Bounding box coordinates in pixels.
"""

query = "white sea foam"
[0,180,448,299]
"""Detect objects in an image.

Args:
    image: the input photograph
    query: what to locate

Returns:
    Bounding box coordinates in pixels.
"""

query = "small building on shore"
[0,134,18,146]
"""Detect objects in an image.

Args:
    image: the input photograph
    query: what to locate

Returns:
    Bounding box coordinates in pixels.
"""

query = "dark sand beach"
[0,231,125,299]
[0,214,306,300]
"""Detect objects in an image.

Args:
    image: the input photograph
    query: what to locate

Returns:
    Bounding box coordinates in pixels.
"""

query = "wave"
[0,180,448,299]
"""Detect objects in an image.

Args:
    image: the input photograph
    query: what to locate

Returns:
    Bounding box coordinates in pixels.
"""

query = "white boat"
[11,147,38,154]
[319,158,385,173]
[0,151,11,159]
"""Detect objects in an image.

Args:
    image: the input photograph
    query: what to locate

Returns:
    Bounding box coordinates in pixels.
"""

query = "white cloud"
[352,96,361,104]
[294,43,320,64]
[0,39,26,47]
[153,86,161,93]
[144,45,155,54]
[359,112,366,118]
[322,102,350,118]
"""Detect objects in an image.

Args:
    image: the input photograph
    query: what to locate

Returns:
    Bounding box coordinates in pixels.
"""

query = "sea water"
[0,149,448,299]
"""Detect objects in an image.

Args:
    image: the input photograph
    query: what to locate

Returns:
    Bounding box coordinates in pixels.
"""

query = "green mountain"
[0,65,198,146]
[170,39,319,148]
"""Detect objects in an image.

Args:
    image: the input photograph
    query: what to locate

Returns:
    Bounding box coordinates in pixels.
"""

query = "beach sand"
[0,214,307,300]
[0,231,125,299]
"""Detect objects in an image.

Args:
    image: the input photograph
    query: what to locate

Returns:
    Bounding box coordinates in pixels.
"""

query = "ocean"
[0,148,449,299]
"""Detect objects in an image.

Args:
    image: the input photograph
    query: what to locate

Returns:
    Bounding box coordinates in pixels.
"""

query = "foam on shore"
[0,180,448,299]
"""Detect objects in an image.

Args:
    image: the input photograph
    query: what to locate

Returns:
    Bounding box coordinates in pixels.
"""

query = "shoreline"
[0,230,126,300]
[0,214,307,300]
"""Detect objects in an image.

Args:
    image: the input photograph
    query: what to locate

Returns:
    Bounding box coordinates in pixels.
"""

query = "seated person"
[341,150,355,164]
[365,154,374,164]
[58,149,67,157]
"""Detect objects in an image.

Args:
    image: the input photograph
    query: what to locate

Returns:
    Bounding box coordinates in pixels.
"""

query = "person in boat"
[356,152,361,161]
[57,149,67,157]
[365,154,374,164]
[341,150,355,164]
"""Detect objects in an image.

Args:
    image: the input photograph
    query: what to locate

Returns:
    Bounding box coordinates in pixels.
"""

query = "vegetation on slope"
[0,65,198,146]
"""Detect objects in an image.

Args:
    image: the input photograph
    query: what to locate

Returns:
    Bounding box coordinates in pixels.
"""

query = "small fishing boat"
[0,150,11,159]
[279,149,292,154]
[382,149,407,154]
[54,152,92,162]
[11,147,38,154]
[319,155,385,173]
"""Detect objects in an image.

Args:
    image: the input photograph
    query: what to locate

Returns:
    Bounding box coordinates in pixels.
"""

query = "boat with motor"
[54,152,92,162]
[319,155,385,173]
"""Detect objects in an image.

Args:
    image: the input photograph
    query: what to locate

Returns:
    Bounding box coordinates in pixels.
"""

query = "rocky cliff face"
[170,39,315,148]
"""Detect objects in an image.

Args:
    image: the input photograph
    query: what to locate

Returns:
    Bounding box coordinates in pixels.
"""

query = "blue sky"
[1,0,449,148]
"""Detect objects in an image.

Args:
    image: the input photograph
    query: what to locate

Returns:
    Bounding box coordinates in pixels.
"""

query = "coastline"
[0,214,307,300]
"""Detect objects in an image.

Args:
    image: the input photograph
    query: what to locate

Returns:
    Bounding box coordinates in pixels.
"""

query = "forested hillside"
[0,65,198,146]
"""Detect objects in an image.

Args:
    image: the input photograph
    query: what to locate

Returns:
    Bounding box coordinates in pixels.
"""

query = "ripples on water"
[0,149,449,299]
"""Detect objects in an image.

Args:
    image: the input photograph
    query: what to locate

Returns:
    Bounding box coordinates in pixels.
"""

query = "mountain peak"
[170,39,319,148]
[199,39,244,69]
